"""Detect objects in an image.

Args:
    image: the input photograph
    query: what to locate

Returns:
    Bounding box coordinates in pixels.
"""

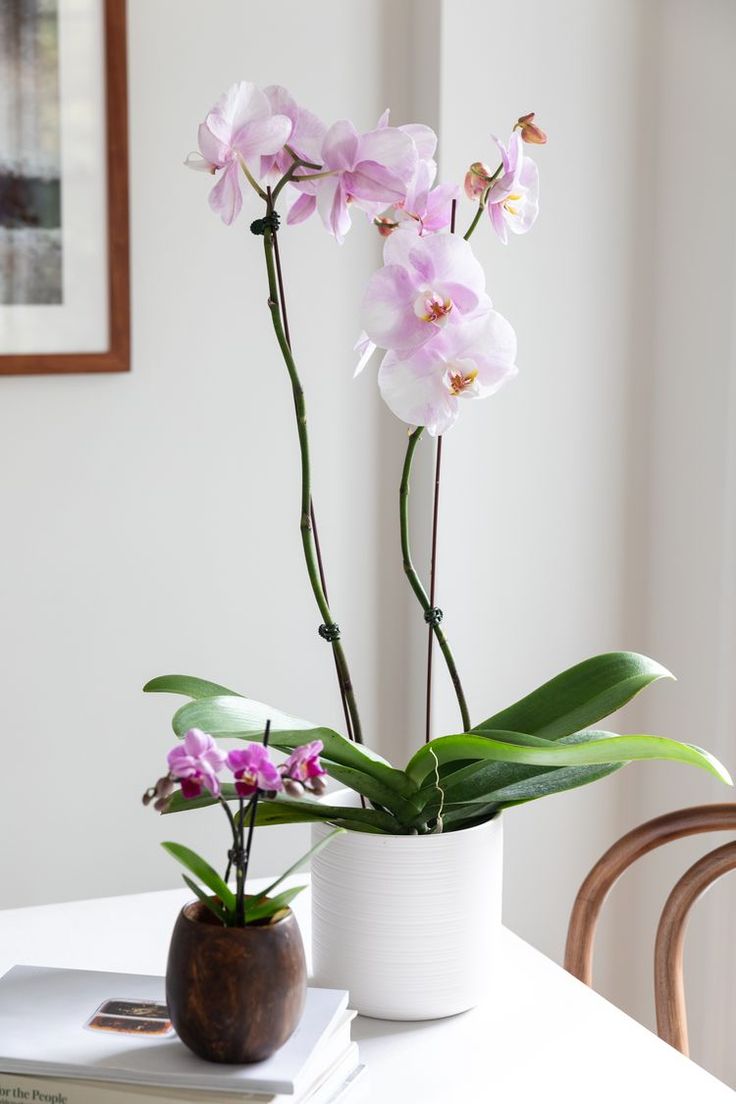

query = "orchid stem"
[463,163,504,241]
[261,191,364,745]
[400,428,471,733]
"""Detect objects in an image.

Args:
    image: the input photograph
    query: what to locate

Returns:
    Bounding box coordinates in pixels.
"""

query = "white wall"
[2,0,736,1086]
[0,0,414,907]
[435,0,645,994]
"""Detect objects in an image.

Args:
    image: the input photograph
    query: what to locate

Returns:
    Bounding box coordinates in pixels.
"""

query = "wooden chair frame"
[564,804,736,1054]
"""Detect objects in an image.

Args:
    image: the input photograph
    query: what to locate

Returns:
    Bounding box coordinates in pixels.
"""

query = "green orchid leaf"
[162,786,402,831]
[144,674,242,699]
[171,695,414,797]
[407,730,732,789]
[420,729,620,809]
[322,763,420,821]
[475,652,673,741]
[255,828,345,903]
[161,841,236,913]
[181,876,229,925]
[244,886,305,925]
[488,761,627,807]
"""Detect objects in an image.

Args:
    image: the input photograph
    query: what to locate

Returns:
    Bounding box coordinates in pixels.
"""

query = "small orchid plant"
[146,82,731,844]
[144,723,342,926]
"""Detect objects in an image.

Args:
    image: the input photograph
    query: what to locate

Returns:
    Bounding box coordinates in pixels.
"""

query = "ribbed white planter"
[311,805,503,1020]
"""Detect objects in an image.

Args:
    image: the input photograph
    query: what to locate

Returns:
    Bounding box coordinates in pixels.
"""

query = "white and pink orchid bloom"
[377,309,518,436]
[372,115,458,236]
[260,85,326,182]
[187,82,293,225]
[288,118,417,242]
[395,175,461,236]
[361,231,489,355]
[485,131,539,244]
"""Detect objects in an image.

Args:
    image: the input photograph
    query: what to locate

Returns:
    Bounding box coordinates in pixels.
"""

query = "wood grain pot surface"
[166,902,307,1063]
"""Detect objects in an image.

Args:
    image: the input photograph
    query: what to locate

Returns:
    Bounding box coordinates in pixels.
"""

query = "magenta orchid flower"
[288,117,417,242]
[187,81,292,226]
[377,309,518,436]
[260,85,326,182]
[226,744,283,798]
[361,231,489,355]
[485,131,539,244]
[167,729,227,799]
[282,740,326,783]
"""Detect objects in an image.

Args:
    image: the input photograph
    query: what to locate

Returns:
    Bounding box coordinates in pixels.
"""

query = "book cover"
[0,1048,365,1104]
[0,966,351,1096]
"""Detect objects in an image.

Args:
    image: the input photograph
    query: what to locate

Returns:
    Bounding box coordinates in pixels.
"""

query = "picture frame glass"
[0,0,109,356]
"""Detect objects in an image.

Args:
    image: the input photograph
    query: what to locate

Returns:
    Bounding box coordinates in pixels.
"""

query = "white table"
[0,881,733,1103]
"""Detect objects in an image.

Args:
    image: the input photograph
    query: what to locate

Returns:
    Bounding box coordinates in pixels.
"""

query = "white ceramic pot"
[310,806,503,1020]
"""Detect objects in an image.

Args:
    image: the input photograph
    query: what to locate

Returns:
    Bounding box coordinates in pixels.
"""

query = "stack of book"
[0,965,363,1103]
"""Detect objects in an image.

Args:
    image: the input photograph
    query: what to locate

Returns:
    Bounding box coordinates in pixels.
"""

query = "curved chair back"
[564,804,736,1054]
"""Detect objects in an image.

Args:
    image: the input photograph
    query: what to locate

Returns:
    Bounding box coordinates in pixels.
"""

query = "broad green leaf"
[245,886,305,924]
[164,786,403,833]
[181,875,228,924]
[161,841,236,913]
[144,674,242,699]
[475,652,673,741]
[171,695,414,797]
[488,761,626,807]
[420,729,620,809]
[406,730,732,788]
[323,763,420,821]
[417,731,559,806]
[440,802,500,831]
[255,828,345,902]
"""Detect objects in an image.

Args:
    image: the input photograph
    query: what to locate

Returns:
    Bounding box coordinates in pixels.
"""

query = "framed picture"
[0,0,129,375]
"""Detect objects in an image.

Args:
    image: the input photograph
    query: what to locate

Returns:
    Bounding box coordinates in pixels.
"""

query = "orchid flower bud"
[306,775,327,795]
[283,778,305,798]
[464,162,494,201]
[514,112,547,145]
[374,215,399,238]
[143,773,175,808]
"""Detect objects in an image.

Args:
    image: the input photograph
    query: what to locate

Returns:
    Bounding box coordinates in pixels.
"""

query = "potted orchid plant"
[147,81,732,1021]
[143,722,342,1061]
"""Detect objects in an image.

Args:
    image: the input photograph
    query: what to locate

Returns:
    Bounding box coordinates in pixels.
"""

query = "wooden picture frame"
[0,0,129,376]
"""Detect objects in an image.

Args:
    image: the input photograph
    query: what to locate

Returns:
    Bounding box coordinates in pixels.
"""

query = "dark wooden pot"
[166,901,307,1063]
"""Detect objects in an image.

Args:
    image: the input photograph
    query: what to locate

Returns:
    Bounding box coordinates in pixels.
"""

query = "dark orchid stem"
[220,796,239,884]
[239,720,271,925]
[235,795,246,926]
[261,187,364,744]
[424,201,457,744]
[400,428,471,732]
[309,499,355,743]
[268,211,355,743]
[425,435,443,743]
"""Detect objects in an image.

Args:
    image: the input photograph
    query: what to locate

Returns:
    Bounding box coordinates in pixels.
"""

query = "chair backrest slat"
[564,803,736,1054]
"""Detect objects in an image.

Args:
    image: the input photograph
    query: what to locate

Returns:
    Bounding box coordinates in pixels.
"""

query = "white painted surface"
[0,885,732,1103]
[311,813,503,1019]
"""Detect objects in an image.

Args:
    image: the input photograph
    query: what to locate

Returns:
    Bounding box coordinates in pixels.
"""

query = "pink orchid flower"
[485,131,539,244]
[226,745,283,798]
[371,116,457,237]
[377,309,518,436]
[288,117,417,242]
[282,740,326,783]
[260,85,326,182]
[187,82,292,226]
[361,231,488,355]
[395,177,461,236]
[167,729,227,799]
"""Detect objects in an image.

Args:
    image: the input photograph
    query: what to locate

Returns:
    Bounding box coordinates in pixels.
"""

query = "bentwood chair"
[564,804,736,1055]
